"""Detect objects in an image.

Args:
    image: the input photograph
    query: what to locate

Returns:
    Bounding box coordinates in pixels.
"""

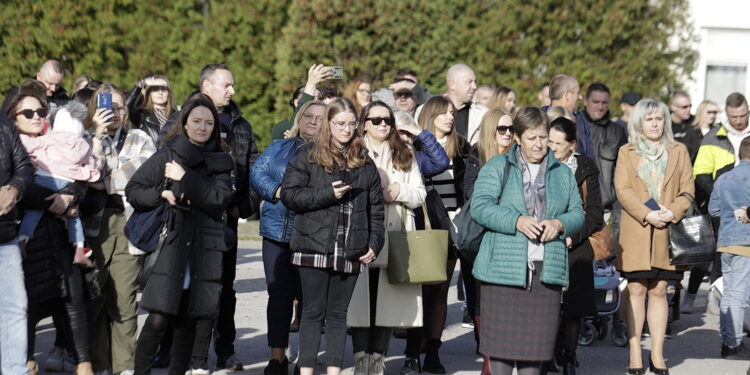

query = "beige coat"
[348,145,426,328]
[614,142,694,272]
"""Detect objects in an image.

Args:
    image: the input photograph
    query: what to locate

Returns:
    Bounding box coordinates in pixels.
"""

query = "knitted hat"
[49,101,87,136]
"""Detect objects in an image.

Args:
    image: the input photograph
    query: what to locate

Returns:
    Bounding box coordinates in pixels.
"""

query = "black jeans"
[214,219,239,357]
[262,238,301,348]
[351,268,392,354]
[134,291,210,375]
[297,266,358,369]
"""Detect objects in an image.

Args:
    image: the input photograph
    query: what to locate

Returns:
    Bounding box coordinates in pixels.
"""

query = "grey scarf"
[516,147,548,222]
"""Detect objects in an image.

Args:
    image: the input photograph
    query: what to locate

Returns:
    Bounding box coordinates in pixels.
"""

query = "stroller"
[578,259,628,347]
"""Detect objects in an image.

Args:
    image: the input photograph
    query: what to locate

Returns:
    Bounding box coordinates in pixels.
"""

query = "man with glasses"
[2,60,69,114]
[670,92,693,141]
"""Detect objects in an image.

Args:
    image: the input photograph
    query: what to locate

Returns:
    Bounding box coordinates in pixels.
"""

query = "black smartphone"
[644,198,660,211]
[339,169,351,186]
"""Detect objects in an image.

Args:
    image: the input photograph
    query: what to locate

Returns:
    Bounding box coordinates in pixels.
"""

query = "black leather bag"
[138,207,174,287]
[668,193,716,265]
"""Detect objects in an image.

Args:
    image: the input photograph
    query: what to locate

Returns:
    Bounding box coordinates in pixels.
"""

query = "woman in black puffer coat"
[127,94,234,375]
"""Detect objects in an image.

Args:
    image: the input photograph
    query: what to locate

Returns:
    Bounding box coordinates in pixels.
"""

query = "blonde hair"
[477,107,513,164]
[288,100,326,139]
[692,100,719,128]
[628,98,674,145]
[490,86,515,113]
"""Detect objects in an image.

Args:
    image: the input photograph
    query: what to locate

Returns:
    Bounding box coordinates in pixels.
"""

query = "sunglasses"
[394,91,415,99]
[496,125,514,134]
[148,85,170,92]
[367,117,395,126]
[15,108,48,119]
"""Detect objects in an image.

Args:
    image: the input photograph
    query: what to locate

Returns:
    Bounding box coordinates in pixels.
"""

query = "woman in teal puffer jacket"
[470,106,584,375]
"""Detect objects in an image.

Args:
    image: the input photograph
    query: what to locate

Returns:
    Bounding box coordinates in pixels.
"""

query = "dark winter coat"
[125,134,234,318]
[280,143,385,259]
[563,155,602,317]
[0,112,33,242]
[160,97,259,219]
[586,111,627,209]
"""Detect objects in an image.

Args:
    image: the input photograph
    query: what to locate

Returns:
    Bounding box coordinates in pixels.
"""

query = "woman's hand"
[332,181,351,200]
[539,219,564,243]
[161,190,177,206]
[46,193,74,216]
[304,64,332,95]
[657,205,675,222]
[0,185,19,215]
[164,161,186,181]
[645,210,669,229]
[383,183,400,203]
[359,248,376,264]
[516,215,544,240]
[397,121,422,137]
[92,108,114,135]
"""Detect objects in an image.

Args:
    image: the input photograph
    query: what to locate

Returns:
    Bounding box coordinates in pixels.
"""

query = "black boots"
[422,339,446,374]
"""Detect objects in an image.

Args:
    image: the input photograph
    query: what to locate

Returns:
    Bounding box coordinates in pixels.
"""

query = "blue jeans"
[20,175,84,244]
[720,252,750,346]
[0,239,29,374]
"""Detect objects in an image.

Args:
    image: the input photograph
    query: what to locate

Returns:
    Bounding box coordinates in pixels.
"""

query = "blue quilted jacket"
[250,138,304,242]
[470,144,585,287]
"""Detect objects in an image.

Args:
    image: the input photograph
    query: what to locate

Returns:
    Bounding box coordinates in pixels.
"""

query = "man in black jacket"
[583,83,627,213]
[1,60,69,113]
[0,111,34,374]
[159,63,258,371]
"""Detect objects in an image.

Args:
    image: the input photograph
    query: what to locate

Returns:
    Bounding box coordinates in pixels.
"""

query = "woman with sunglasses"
[461,107,515,375]
[348,101,426,375]
[126,75,175,144]
[250,99,326,375]
[5,84,94,375]
[281,97,384,375]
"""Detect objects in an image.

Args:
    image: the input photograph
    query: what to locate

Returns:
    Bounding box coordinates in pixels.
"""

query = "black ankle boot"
[422,339,446,374]
[562,354,577,375]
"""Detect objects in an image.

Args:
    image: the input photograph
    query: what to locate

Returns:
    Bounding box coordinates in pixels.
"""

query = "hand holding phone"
[327,66,343,80]
[332,181,351,199]
[97,92,114,124]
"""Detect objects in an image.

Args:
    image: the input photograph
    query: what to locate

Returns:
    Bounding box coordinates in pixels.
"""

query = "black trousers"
[262,238,301,348]
[351,268,392,354]
[297,266,358,368]
[214,219,239,356]
[134,291,210,375]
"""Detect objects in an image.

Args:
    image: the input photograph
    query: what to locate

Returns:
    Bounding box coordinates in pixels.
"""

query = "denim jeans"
[720,252,750,346]
[262,238,300,348]
[0,239,29,374]
[20,175,84,244]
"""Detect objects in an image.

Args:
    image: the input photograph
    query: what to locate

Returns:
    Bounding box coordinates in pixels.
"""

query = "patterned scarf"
[516,146,548,221]
[153,107,168,128]
[635,136,668,202]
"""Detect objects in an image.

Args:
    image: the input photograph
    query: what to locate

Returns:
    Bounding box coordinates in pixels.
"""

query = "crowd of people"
[0,58,748,375]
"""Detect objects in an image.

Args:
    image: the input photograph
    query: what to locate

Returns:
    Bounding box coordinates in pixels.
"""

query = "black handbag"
[124,148,173,252]
[668,193,716,265]
[138,206,174,287]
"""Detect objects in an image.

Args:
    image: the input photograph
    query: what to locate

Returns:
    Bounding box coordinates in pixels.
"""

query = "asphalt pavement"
[31,239,749,374]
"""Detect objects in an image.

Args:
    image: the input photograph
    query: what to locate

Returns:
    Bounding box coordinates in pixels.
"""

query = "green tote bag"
[387,204,449,285]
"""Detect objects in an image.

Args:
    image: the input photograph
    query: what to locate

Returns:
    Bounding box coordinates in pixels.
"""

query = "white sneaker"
[117,370,135,375]
[185,368,210,375]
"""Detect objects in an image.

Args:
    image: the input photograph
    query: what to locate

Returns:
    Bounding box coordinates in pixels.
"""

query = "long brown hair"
[163,93,226,152]
[419,96,462,159]
[142,74,175,118]
[309,97,367,172]
[343,77,371,114]
[477,107,514,164]
[360,101,414,172]
[85,83,129,131]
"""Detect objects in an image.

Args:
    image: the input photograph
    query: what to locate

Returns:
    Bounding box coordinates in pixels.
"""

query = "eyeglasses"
[15,108,48,119]
[707,111,719,115]
[302,113,324,123]
[367,117,395,127]
[148,85,170,92]
[331,120,358,130]
[496,125,514,134]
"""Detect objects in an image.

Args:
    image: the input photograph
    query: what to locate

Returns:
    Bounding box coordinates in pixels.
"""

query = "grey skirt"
[479,262,562,361]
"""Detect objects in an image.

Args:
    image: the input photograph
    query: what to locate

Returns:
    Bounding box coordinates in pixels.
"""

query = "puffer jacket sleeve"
[280,147,338,213]
[556,168,586,239]
[181,155,235,220]
[470,155,522,234]
[6,122,33,197]
[125,149,168,212]
[394,158,426,209]
[365,161,385,255]
[250,140,281,202]
[569,168,604,248]
[415,130,449,177]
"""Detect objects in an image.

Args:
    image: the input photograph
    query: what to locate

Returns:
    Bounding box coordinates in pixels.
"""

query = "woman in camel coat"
[614,98,694,375]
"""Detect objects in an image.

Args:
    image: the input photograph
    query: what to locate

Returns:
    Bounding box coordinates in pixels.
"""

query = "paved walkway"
[32,240,749,374]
